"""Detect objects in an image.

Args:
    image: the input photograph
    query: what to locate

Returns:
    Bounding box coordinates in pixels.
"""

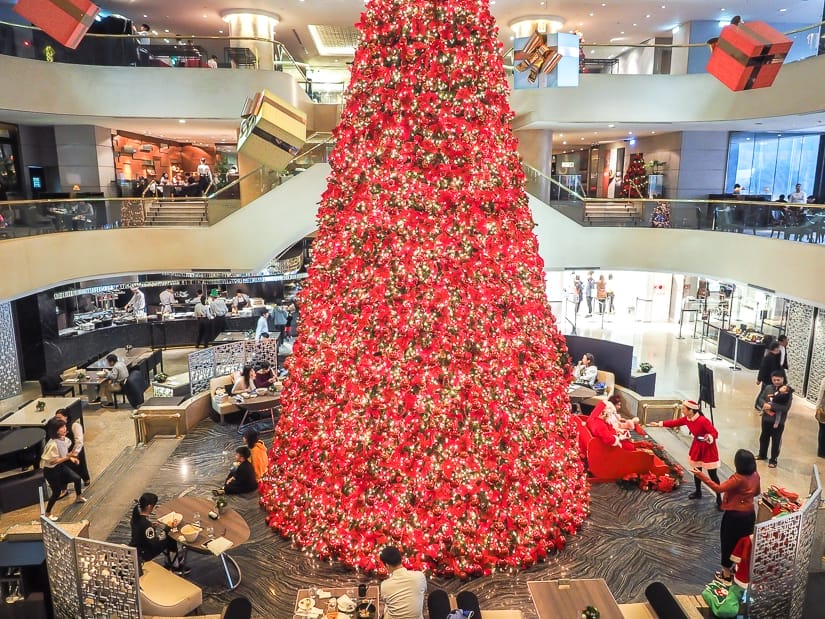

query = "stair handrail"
[521,163,586,202]
[206,133,336,203]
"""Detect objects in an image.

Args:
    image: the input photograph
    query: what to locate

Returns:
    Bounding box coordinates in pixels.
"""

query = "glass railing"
[523,163,825,247]
[0,19,306,78]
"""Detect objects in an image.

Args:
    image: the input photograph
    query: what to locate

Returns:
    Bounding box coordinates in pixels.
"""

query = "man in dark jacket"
[754,341,783,410]
[757,371,793,468]
[223,446,258,494]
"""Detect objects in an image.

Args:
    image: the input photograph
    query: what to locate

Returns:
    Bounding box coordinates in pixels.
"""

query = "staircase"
[144,199,208,226]
[583,201,644,226]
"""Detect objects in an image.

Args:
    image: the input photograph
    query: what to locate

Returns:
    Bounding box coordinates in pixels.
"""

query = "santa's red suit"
[587,401,635,451]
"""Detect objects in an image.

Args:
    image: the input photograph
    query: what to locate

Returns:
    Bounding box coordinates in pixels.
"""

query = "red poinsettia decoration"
[258,0,590,576]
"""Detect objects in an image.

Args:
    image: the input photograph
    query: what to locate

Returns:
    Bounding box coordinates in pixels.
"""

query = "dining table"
[61,372,106,398]
[293,585,380,619]
[155,495,250,591]
[0,427,46,468]
[86,347,153,370]
[212,331,250,344]
[567,384,597,404]
[234,391,281,434]
[528,579,623,619]
[0,398,82,429]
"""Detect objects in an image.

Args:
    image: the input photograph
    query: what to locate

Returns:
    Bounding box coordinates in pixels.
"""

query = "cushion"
[140,561,202,617]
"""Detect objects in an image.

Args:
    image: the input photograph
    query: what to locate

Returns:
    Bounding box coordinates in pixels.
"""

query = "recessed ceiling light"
[645,14,651,18]
[632,23,637,27]
[620,31,625,34]
[661,4,666,8]
[179,119,186,124]
[651,131,656,134]
[608,123,615,128]
[143,14,148,18]
[559,133,564,137]
[628,131,633,135]
[778,8,787,12]
[589,12,594,16]
[164,29,169,33]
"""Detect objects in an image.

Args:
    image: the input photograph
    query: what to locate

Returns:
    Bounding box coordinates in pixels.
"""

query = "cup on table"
[206,526,214,539]
[192,512,201,527]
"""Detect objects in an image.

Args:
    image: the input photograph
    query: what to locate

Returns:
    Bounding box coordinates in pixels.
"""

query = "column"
[676,131,729,198]
[515,129,553,177]
[0,302,22,398]
[220,10,280,70]
[54,125,116,196]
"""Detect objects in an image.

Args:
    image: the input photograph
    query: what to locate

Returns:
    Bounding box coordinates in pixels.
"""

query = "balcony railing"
[0,134,335,239]
[522,163,825,246]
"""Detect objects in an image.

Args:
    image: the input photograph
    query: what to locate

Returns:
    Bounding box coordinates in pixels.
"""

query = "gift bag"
[701,579,743,618]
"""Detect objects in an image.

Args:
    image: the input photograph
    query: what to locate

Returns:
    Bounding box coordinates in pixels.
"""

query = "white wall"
[511,53,825,127]
[2,168,825,317]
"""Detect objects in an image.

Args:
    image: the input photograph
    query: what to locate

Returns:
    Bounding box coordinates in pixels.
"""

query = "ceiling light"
[651,131,656,134]
[671,25,681,34]
[509,16,566,37]
[645,14,651,18]
[632,23,637,27]
[620,31,625,34]
[661,5,666,8]
[778,8,787,12]
[608,123,615,128]
[562,141,567,145]
[628,131,633,135]
[179,119,186,124]
[559,133,564,137]
[589,12,594,16]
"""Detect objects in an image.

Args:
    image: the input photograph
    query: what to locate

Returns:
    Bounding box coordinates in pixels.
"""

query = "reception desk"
[718,330,766,370]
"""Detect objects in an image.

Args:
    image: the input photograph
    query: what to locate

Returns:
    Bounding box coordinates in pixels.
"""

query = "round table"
[0,428,46,468]
[235,392,280,434]
[567,385,597,404]
[156,495,250,590]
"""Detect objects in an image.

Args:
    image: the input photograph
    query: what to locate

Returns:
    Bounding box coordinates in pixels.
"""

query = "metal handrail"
[521,163,586,201]
[207,134,336,201]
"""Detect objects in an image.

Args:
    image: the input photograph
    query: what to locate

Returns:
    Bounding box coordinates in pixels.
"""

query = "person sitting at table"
[222,446,259,494]
[233,365,256,395]
[54,408,90,487]
[94,353,129,407]
[586,401,635,451]
[379,546,426,619]
[573,353,598,387]
[129,492,189,575]
[243,429,269,481]
[253,360,277,388]
[41,418,86,521]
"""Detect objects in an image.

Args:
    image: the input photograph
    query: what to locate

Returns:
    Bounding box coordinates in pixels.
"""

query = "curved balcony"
[2,161,825,309]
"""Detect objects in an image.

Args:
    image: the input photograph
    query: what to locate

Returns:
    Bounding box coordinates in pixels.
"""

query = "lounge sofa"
[132,391,211,445]
[210,374,241,423]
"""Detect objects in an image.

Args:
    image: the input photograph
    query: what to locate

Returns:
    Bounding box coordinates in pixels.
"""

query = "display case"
[647,173,664,198]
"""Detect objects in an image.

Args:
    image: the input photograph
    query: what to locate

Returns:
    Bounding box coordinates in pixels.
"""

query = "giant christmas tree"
[260,0,590,577]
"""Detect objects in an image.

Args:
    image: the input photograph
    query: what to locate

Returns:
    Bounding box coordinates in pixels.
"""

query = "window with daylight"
[725,132,821,198]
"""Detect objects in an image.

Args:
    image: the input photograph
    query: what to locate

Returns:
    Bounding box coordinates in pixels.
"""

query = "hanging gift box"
[14,0,100,50]
[706,21,792,91]
[237,90,307,170]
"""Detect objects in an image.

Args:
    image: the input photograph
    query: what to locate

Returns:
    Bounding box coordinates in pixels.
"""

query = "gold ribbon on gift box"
[50,0,98,28]
[514,30,563,83]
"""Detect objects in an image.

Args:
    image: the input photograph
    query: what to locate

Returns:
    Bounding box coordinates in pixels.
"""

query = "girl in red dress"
[649,400,721,507]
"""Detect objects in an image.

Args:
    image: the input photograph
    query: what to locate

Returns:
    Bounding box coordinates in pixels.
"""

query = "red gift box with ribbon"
[14,0,100,50]
[707,21,792,91]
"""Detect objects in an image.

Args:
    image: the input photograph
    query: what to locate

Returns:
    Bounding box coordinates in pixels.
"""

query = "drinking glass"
[192,512,201,527]
[206,526,215,539]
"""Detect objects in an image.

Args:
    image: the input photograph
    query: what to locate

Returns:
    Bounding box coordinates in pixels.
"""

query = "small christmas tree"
[260,0,590,577]
[621,153,648,198]
[650,201,672,228]
[578,34,587,73]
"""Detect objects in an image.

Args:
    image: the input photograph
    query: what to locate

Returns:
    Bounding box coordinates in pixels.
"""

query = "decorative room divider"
[187,339,280,396]
[41,516,141,619]
[748,466,822,617]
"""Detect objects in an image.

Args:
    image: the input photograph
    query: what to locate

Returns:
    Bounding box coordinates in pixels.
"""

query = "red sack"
[707,21,792,91]
[14,0,100,50]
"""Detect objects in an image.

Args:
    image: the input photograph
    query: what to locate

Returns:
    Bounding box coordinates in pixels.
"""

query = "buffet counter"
[718,329,767,370]
[43,315,259,376]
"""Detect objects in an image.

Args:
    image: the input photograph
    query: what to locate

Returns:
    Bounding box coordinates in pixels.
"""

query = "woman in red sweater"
[692,449,761,582]
[649,400,721,506]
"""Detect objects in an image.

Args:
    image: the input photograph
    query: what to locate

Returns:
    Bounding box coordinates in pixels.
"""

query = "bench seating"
[210,375,241,423]
[132,391,211,445]
[573,414,670,483]
[0,468,44,511]
[140,561,203,617]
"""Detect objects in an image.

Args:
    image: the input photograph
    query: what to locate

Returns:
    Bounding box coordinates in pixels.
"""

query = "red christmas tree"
[621,153,648,198]
[260,0,589,577]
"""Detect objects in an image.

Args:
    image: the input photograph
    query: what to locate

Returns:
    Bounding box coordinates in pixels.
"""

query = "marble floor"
[1,316,821,616]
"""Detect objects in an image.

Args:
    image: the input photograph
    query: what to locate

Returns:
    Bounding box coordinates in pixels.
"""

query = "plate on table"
[338,600,357,614]
[297,598,315,611]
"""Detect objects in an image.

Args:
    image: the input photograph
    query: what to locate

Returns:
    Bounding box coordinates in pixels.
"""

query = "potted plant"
[36,400,46,412]
[581,607,600,619]
[639,362,653,373]
[215,495,228,514]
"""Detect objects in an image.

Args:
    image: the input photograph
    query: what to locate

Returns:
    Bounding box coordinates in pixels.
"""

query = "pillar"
[221,10,280,70]
[515,129,554,177]
[53,125,116,196]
